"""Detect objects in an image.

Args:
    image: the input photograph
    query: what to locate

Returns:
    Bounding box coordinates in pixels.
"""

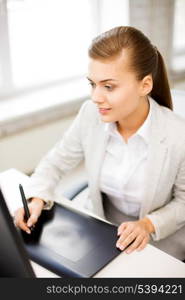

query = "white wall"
[0,115,74,174]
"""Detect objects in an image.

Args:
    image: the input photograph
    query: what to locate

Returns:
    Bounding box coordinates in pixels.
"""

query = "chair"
[62,180,88,200]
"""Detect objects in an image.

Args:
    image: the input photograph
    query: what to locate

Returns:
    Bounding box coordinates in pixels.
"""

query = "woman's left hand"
[116,217,155,254]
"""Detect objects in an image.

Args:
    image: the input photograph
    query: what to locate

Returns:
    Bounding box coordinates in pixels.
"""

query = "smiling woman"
[87,54,151,141]
[14,26,185,262]
[87,26,172,142]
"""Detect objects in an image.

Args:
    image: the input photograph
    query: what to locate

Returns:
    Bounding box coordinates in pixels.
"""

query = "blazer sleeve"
[25,101,89,208]
[147,152,185,241]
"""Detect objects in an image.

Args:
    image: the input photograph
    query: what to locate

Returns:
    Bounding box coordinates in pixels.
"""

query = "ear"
[139,75,153,96]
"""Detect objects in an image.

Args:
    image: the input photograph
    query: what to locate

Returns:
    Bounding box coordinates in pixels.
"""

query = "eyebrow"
[86,77,118,83]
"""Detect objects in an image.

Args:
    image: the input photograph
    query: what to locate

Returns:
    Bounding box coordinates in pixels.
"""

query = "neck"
[117,97,150,139]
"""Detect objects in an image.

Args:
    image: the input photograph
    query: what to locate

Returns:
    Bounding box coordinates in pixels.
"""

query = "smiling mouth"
[99,108,111,110]
[99,108,112,114]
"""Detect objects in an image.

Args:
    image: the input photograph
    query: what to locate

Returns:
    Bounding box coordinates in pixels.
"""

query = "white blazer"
[26,98,185,242]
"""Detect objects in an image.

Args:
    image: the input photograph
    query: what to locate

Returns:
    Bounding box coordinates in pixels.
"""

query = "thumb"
[27,213,39,227]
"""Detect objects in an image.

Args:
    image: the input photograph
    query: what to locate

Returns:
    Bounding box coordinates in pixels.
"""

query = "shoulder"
[78,99,101,124]
[152,98,185,131]
[162,106,185,128]
[80,99,97,112]
[151,99,185,150]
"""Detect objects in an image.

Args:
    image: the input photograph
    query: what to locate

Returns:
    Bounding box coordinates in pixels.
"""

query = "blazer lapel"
[140,100,168,218]
[88,122,109,215]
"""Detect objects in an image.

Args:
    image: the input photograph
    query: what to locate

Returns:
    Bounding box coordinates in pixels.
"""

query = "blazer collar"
[140,98,168,217]
[103,96,158,146]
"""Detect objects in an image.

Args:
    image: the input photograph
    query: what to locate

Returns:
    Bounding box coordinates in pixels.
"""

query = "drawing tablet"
[21,203,120,277]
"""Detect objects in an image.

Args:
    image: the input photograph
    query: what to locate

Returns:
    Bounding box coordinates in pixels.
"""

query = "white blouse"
[99,99,152,217]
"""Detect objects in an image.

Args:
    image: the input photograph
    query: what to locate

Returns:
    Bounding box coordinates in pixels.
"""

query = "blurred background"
[0,0,185,182]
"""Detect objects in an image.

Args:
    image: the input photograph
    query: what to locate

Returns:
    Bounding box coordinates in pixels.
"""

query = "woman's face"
[87,50,150,124]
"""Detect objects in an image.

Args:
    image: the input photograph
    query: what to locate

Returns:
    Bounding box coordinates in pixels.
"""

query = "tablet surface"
[21,203,121,277]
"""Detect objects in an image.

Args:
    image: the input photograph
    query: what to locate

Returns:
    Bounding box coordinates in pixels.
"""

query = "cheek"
[108,91,139,121]
[110,87,139,109]
[120,83,140,98]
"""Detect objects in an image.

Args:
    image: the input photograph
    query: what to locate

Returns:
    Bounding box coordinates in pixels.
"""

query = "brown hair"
[88,26,173,110]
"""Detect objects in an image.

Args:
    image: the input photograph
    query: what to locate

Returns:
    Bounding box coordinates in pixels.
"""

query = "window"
[0,0,129,104]
[99,0,129,33]
[0,0,96,97]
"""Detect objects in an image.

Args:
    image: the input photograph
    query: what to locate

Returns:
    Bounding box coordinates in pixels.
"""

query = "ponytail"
[151,50,173,110]
[89,26,173,110]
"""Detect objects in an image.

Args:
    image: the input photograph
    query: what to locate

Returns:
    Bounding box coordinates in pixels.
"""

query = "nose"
[91,86,106,105]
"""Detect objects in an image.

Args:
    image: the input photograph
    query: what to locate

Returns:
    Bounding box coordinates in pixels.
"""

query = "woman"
[14,26,185,259]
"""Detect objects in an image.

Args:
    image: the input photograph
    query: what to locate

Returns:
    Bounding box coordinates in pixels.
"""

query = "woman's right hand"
[14,197,45,234]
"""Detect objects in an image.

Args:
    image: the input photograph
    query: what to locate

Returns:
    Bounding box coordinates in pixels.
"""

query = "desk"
[1,168,185,278]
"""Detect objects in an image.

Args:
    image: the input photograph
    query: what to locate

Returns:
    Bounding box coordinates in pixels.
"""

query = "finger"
[27,213,39,227]
[136,237,149,251]
[117,222,127,235]
[14,209,31,233]
[117,224,135,246]
[14,208,24,225]
[27,203,43,227]
[116,232,136,250]
[19,220,31,234]
[124,235,144,254]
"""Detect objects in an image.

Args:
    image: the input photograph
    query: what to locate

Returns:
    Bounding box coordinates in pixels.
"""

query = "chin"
[100,116,114,123]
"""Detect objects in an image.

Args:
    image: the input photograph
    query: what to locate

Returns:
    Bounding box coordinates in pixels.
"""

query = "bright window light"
[99,0,129,33]
[7,0,95,89]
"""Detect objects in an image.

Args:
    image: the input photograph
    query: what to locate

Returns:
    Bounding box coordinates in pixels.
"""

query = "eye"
[104,85,113,91]
[88,81,95,88]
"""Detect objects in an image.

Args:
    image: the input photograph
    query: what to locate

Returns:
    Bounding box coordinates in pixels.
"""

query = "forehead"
[88,50,132,81]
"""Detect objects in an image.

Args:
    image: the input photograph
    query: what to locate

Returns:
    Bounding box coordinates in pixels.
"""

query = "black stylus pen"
[19,184,34,231]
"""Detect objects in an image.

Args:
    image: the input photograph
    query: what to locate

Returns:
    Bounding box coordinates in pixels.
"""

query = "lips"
[98,108,112,114]
[99,108,111,111]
